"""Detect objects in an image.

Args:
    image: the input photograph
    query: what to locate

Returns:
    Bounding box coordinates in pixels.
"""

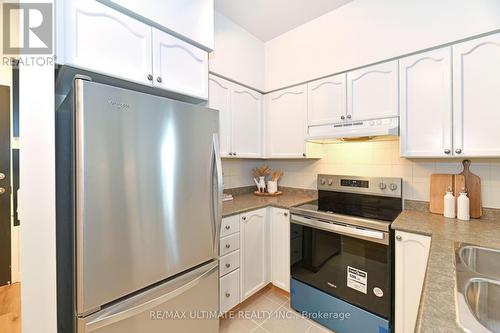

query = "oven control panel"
[318,174,402,197]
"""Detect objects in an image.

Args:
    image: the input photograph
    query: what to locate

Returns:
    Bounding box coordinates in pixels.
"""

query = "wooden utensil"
[458,160,482,218]
[430,174,454,214]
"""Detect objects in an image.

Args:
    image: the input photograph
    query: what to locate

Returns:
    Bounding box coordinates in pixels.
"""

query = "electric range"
[289,174,403,333]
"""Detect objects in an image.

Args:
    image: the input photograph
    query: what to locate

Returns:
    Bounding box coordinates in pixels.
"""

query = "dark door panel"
[0,85,11,286]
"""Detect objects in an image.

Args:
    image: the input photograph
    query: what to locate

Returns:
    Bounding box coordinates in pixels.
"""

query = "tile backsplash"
[222,140,500,209]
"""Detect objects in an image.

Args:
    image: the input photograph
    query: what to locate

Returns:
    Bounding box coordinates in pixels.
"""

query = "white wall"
[16,0,57,331]
[210,12,265,91]
[264,0,500,91]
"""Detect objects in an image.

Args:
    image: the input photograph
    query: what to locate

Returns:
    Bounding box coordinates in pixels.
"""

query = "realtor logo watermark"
[3,2,52,54]
[2,2,55,67]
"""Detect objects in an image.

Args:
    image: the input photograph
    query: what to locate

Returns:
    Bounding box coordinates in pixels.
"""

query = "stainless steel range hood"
[306,117,399,143]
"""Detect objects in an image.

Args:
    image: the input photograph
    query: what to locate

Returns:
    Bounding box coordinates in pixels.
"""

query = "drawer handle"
[225,263,231,268]
[225,225,231,230]
[225,292,231,298]
[225,244,231,249]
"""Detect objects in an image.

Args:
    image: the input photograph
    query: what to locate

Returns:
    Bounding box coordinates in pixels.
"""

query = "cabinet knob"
[225,244,231,249]
[225,263,231,268]
[242,216,247,221]
[225,292,231,298]
[147,74,153,81]
[233,152,237,156]
[284,212,288,217]
[347,114,352,119]
[396,235,402,241]
[444,149,451,154]
[341,115,346,120]
[0,173,5,180]
[225,225,230,230]
[455,148,463,154]
[228,152,233,156]
[302,153,306,157]
[156,76,162,83]
[0,187,5,195]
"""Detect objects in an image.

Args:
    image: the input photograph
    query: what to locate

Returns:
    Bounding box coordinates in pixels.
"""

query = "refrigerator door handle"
[82,261,218,332]
[211,133,223,255]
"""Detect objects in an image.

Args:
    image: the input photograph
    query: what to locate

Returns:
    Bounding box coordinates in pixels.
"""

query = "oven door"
[290,214,390,319]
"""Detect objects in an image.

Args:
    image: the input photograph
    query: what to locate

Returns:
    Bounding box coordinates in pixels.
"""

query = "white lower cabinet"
[394,231,431,333]
[270,208,290,292]
[219,269,240,314]
[240,208,269,301]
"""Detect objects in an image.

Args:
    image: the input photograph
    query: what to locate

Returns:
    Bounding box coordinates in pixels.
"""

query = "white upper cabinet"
[400,48,452,157]
[61,0,153,86]
[208,75,262,158]
[153,29,208,100]
[265,85,308,158]
[240,209,268,301]
[231,88,262,158]
[307,74,347,126]
[347,61,399,121]
[208,76,231,157]
[453,33,500,157]
[100,0,214,50]
[58,0,209,100]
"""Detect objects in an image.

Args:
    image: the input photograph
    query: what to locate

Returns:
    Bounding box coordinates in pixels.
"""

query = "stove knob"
[320,178,327,185]
[327,179,333,186]
[379,182,387,190]
[389,183,398,191]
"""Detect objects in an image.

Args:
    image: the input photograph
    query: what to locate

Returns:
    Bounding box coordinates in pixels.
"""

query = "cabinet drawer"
[219,250,240,277]
[220,215,240,238]
[219,269,240,313]
[219,233,240,256]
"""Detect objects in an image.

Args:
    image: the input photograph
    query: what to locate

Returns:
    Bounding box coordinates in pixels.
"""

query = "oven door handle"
[291,214,388,245]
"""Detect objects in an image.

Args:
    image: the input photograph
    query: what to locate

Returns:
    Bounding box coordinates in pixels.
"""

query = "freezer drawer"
[77,261,219,333]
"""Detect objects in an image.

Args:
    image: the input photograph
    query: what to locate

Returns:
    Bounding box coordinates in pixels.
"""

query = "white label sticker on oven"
[347,266,367,294]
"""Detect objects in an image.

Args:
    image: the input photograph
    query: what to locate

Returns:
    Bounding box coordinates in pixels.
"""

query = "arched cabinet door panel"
[62,0,153,86]
[307,74,347,126]
[347,61,399,121]
[153,28,208,100]
[400,47,452,157]
[453,32,500,157]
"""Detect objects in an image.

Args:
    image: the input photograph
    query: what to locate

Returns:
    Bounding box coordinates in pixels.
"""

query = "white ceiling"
[215,0,353,41]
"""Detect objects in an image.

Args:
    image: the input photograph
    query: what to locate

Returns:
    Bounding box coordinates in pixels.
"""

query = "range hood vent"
[306,117,399,143]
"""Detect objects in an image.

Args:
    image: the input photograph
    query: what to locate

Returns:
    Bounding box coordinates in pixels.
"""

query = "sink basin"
[456,244,500,333]
[460,245,500,279]
[465,278,500,332]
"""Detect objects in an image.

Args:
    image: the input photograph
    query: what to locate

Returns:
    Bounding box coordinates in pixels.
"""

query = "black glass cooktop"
[297,190,402,222]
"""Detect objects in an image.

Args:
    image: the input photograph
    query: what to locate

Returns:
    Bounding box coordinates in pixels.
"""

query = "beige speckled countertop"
[392,209,500,333]
[222,188,317,217]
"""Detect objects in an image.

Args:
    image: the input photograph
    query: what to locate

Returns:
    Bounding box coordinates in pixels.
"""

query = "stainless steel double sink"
[456,244,500,333]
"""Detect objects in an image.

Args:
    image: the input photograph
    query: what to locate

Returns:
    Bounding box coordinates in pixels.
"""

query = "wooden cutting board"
[429,174,454,214]
[459,160,482,218]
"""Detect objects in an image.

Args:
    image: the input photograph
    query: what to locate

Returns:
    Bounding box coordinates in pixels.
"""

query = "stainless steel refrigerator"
[56,77,222,333]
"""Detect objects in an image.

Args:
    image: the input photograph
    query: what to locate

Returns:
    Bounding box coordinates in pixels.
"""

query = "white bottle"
[443,187,455,218]
[457,191,470,221]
